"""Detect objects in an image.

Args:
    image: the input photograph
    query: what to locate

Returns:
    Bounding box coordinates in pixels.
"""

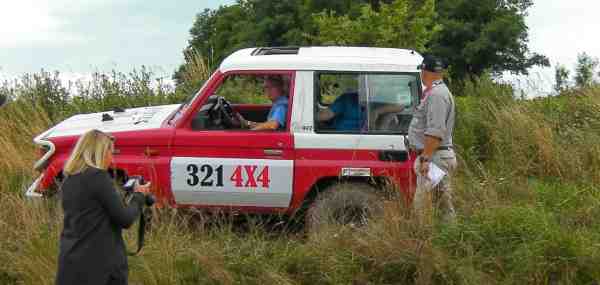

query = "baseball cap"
[418,54,446,73]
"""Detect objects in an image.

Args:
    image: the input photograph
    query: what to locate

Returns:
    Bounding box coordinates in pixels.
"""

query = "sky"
[0,0,599,93]
[507,0,600,94]
[0,0,233,82]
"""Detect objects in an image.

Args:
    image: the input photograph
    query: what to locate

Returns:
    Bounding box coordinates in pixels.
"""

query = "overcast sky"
[510,0,600,94]
[0,0,598,92]
[0,0,233,82]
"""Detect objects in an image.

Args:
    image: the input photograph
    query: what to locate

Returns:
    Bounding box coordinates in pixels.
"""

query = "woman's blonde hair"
[63,129,114,175]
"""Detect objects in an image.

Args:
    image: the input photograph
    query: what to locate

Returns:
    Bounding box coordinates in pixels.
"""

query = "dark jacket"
[56,167,145,285]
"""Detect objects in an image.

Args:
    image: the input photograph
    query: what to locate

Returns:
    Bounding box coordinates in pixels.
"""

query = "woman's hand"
[134,182,152,195]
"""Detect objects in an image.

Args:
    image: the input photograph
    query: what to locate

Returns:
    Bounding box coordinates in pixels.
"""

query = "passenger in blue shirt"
[318,92,364,131]
[237,76,288,131]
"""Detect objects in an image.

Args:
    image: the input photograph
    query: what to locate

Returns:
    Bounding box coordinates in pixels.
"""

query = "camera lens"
[145,194,155,206]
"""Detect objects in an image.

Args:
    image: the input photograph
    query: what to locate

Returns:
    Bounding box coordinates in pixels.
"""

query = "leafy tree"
[554,64,570,94]
[430,0,549,81]
[176,0,547,86]
[175,0,309,85]
[312,0,439,51]
[574,52,599,88]
[305,0,394,18]
[186,4,255,69]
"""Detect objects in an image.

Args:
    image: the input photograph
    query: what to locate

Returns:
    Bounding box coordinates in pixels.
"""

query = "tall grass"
[176,48,212,96]
[456,81,600,184]
[1,68,600,284]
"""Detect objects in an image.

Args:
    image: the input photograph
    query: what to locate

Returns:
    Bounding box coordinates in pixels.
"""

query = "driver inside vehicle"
[236,76,288,131]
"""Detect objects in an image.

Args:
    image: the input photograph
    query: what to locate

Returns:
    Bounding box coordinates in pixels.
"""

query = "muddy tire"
[43,175,64,198]
[306,182,383,233]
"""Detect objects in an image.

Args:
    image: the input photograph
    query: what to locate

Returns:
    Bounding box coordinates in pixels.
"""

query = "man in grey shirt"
[408,55,457,222]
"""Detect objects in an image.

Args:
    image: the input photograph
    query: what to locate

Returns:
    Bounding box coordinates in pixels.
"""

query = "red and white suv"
[28,47,423,226]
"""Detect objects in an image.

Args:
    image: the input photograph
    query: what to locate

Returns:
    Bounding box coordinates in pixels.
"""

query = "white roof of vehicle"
[219,46,423,73]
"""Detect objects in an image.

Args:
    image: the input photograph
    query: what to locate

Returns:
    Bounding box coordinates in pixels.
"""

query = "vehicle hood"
[37,104,181,140]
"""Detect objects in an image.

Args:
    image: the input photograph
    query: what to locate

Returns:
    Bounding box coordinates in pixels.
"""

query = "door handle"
[264,149,283,156]
[144,147,160,157]
[379,150,408,162]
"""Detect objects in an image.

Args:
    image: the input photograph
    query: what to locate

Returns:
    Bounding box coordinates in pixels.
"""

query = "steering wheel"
[211,96,237,128]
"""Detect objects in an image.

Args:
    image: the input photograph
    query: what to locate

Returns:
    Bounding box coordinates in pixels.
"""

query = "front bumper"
[33,130,56,172]
[25,175,44,198]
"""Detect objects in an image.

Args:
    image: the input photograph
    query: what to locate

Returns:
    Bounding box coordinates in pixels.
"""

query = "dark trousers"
[106,275,127,285]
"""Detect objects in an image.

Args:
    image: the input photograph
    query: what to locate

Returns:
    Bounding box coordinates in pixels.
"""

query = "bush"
[454,77,600,184]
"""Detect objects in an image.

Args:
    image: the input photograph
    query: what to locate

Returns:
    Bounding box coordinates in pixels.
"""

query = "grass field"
[1,69,600,284]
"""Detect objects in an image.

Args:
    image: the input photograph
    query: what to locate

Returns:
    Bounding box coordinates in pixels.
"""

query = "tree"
[574,52,599,88]
[312,0,439,51]
[177,0,547,86]
[182,0,394,67]
[554,64,570,94]
[430,0,549,81]
[175,0,310,85]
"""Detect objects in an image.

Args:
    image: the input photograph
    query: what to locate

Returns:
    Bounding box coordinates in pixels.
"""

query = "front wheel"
[306,182,383,233]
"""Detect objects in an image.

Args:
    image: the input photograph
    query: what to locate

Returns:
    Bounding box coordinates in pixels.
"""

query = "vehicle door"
[292,71,420,200]
[170,71,296,210]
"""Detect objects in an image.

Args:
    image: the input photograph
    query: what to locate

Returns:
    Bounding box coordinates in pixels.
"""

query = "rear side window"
[315,73,420,134]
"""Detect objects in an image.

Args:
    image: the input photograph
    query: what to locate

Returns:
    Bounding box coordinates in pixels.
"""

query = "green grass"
[1,69,600,284]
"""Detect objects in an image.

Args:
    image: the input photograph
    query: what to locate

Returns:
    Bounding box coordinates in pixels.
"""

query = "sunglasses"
[90,129,118,153]
[92,129,115,140]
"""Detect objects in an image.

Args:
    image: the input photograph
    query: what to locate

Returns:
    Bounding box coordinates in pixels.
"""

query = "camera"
[122,175,155,207]
[121,175,155,255]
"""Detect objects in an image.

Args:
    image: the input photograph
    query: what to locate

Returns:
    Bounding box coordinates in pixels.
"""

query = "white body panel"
[171,157,293,208]
[220,47,423,73]
[39,104,181,139]
[294,133,406,151]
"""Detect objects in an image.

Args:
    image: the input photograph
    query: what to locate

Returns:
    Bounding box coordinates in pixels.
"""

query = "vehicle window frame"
[313,71,422,136]
[185,70,296,133]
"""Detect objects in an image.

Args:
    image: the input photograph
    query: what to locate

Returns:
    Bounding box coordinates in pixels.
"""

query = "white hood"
[38,104,182,140]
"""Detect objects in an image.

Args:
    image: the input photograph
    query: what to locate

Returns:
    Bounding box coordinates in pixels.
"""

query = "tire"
[43,176,63,199]
[306,182,383,233]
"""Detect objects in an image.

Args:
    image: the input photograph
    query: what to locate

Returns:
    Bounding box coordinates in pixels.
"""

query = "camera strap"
[128,207,151,256]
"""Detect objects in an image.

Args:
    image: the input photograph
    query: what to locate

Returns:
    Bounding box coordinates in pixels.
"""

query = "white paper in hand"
[427,162,447,188]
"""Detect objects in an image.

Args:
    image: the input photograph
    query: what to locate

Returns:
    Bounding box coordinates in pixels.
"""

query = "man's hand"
[419,157,430,177]
[369,110,379,123]
[251,120,278,131]
[236,113,247,128]
[317,108,335,122]
[236,113,257,129]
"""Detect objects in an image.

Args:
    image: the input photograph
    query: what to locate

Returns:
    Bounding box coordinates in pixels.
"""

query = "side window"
[316,74,364,132]
[191,74,292,131]
[315,73,419,134]
[215,75,271,104]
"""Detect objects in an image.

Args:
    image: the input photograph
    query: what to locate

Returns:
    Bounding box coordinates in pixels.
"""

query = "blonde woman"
[56,129,150,285]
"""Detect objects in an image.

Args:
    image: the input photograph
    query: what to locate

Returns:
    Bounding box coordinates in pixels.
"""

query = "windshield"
[168,72,217,125]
